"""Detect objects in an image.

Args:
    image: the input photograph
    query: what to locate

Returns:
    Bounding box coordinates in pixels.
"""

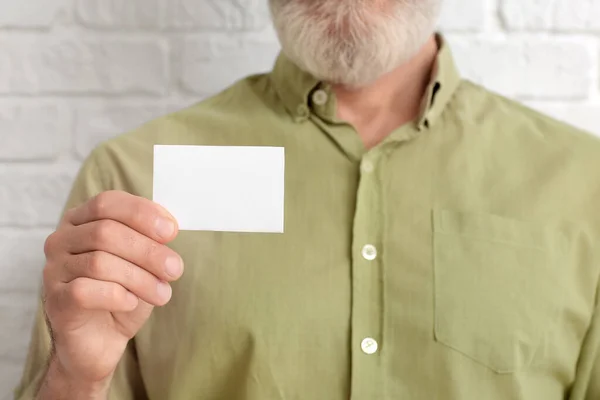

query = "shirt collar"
[270,33,461,128]
[418,34,461,129]
[270,51,320,123]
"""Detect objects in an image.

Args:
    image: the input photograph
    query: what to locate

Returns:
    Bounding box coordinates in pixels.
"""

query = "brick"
[165,0,271,30]
[527,102,600,137]
[74,104,167,159]
[76,0,161,28]
[0,39,169,95]
[500,0,600,31]
[0,0,67,28]
[439,0,487,31]
[181,35,280,95]
[0,104,69,161]
[0,165,77,228]
[448,38,593,99]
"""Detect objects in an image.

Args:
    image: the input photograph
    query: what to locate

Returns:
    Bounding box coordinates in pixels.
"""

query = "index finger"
[66,191,178,243]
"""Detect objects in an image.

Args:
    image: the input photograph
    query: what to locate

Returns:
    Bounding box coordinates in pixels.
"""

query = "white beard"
[269,0,442,88]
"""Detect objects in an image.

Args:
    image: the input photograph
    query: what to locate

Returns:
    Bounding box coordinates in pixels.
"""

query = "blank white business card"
[153,145,285,233]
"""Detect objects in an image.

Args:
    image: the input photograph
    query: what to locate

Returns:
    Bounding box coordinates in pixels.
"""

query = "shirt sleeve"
[13,148,148,400]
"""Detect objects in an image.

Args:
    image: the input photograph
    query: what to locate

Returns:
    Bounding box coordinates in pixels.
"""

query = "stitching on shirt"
[434,231,547,252]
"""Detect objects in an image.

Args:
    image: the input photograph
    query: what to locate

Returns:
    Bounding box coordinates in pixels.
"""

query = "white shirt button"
[312,90,328,106]
[361,160,374,173]
[361,337,378,355]
[362,244,377,261]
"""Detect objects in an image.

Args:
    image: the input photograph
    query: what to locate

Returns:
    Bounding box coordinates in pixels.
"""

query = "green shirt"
[15,37,600,400]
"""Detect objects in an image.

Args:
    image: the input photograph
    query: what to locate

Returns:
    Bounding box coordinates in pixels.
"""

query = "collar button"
[312,89,328,106]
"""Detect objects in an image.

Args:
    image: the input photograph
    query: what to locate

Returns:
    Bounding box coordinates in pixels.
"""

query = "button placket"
[361,160,374,173]
[350,151,385,398]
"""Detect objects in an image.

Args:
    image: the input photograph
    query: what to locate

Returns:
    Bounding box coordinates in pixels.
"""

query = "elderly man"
[14,0,600,399]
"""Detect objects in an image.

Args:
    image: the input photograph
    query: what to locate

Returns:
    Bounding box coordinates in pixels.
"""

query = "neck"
[332,35,439,149]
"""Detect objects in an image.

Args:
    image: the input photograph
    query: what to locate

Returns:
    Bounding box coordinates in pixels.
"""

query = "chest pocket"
[432,209,564,373]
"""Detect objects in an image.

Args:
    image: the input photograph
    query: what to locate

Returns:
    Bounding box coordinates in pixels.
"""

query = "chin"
[270,0,441,86]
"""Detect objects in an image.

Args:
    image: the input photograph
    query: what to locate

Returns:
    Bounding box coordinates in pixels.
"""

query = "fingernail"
[165,255,183,278]
[155,218,175,239]
[157,281,172,302]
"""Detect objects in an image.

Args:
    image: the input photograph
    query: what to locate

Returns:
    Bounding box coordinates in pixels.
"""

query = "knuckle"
[123,230,138,251]
[130,202,148,226]
[86,252,105,276]
[143,241,160,262]
[68,279,89,306]
[90,220,115,247]
[89,191,112,219]
[123,262,136,281]
[144,241,159,257]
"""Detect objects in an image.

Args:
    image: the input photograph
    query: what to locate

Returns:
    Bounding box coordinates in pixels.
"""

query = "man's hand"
[39,191,183,397]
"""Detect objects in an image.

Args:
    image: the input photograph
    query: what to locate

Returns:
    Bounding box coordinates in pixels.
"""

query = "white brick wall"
[1,0,599,396]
